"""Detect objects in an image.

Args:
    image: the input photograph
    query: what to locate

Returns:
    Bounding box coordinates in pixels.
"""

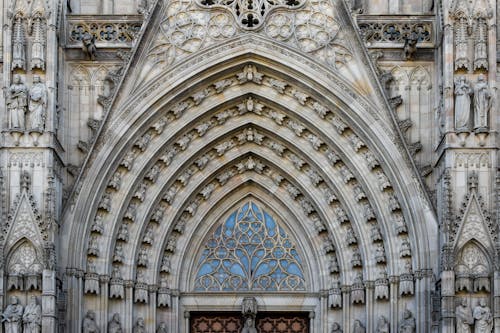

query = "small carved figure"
[113,244,125,262]
[331,322,343,333]
[403,31,419,60]
[28,75,48,130]
[82,32,97,61]
[133,317,146,333]
[400,238,411,257]
[473,75,492,131]
[375,315,390,333]
[82,311,100,333]
[7,74,28,130]
[456,298,472,333]
[351,0,363,13]
[473,299,493,333]
[454,76,473,132]
[346,227,357,245]
[375,244,386,263]
[399,310,416,333]
[353,319,366,333]
[241,317,257,333]
[375,270,389,300]
[137,248,149,266]
[143,225,155,244]
[22,296,41,333]
[157,322,168,333]
[108,313,122,333]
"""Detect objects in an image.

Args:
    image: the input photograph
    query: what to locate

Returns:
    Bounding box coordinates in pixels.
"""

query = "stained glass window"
[194,201,306,291]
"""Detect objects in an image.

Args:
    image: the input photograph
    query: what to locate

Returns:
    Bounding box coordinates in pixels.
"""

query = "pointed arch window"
[194,201,306,291]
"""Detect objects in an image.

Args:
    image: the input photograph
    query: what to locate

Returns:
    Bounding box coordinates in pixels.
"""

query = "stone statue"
[473,299,493,333]
[82,32,97,60]
[403,31,419,60]
[241,317,257,333]
[133,317,146,333]
[331,322,343,333]
[456,299,473,333]
[454,76,473,132]
[376,315,390,333]
[352,319,365,333]
[28,75,48,131]
[7,74,28,130]
[108,313,122,333]
[157,322,168,333]
[82,311,100,333]
[2,296,23,333]
[399,310,416,333]
[473,75,492,131]
[23,296,41,333]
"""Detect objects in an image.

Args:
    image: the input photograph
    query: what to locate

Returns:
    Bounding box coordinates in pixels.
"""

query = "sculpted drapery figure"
[133,317,146,333]
[454,76,473,132]
[23,296,41,333]
[108,313,123,333]
[8,74,28,129]
[352,320,365,333]
[331,322,343,333]
[473,299,493,333]
[157,322,168,333]
[473,75,492,131]
[241,317,258,333]
[376,315,390,333]
[399,310,416,333]
[82,311,100,333]
[29,75,48,130]
[456,299,473,333]
[2,296,23,333]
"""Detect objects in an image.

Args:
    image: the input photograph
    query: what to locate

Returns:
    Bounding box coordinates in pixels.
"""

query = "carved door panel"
[190,312,309,333]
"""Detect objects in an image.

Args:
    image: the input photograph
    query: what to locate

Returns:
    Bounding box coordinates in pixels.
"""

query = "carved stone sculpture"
[82,311,100,333]
[241,317,257,333]
[22,296,41,333]
[30,12,46,70]
[2,296,23,333]
[351,273,365,304]
[82,32,97,60]
[399,310,416,333]
[473,18,488,70]
[331,322,343,333]
[473,75,492,131]
[353,319,366,333]
[454,76,473,132]
[375,270,389,300]
[8,74,28,130]
[456,299,472,333]
[403,31,419,60]
[108,313,122,333]
[376,315,390,333]
[157,323,168,333]
[473,299,493,333]
[133,317,146,333]
[454,17,470,70]
[242,297,258,317]
[28,75,48,131]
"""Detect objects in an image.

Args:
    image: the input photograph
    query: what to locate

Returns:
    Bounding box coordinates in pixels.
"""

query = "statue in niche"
[157,322,168,333]
[133,317,146,333]
[241,317,257,333]
[7,74,28,130]
[352,319,365,333]
[399,310,416,333]
[2,296,23,333]
[28,75,48,131]
[82,311,100,333]
[375,315,390,333]
[12,14,26,70]
[454,76,473,132]
[473,74,492,131]
[331,322,343,333]
[82,32,96,61]
[456,299,473,333]
[108,313,123,333]
[473,299,493,333]
[22,296,41,333]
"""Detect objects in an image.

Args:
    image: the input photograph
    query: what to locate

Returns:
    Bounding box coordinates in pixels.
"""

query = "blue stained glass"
[194,201,306,291]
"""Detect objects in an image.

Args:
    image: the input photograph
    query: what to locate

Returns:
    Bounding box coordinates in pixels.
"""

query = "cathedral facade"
[0,0,498,331]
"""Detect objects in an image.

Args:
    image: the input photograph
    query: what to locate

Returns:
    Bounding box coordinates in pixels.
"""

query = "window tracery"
[194,201,306,291]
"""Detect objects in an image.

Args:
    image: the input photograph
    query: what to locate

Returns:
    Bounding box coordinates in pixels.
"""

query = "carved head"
[479,299,486,307]
[87,311,96,320]
[403,309,412,318]
[477,74,486,83]
[9,295,19,305]
[29,295,38,305]
[33,75,41,83]
[112,313,120,322]
[13,74,22,84]
[331,322,341,331]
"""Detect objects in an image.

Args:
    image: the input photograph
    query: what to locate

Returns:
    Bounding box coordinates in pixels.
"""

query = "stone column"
[124,280,134,331]
[42,269,57,332]
[389,276,399,333]
[148,285,158,332]
[440,270,455,333]
[341,285,350,332]
[365,281,374,332]
[100,275,110,332]
[494,269,500,332]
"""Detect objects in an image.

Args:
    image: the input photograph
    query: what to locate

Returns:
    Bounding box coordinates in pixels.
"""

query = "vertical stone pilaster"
[341,285,350,332]
[365,281,374,332]
[389,276,399,333]
[494,270,500,332]
[441,270,455,333]
[42,269,57,332]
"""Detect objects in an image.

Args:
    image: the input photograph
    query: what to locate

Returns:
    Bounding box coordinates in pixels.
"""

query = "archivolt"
[62,47,436,299]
